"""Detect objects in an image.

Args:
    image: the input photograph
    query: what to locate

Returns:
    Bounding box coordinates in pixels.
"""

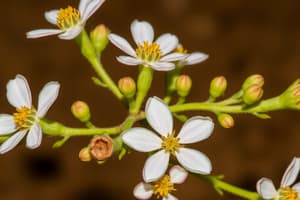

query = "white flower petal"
[150,62,175,71]
[145,97,173,137]
[256,178,277,199]
[143,150,170,183]
[116,56,142,66]
[292,182,300,195]
[58,26,83,40]
[109,34,137,57]
[26,29,63,39]
[122,128,162,152]
[160,53,186,62]
[155,33,178,55]
[79,0,90,14]
[26,123,42,149]
[131,20,154,45]
[0,114,16,135]
[176,148,211,174]
[281,157,300,187]
[169,165,188,184]
[6,74,32,108]
[133,182,153,200]
[163,194,178,200]
[80,0,105,23]
[184,52,208,65]
[44,10,59,25]
[177,116,214,144]
[37,81,60,117]
[0,130,27,154]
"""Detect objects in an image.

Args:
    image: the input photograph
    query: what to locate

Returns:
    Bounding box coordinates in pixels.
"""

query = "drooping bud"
[242,85,263,105]
[118,77,136,98]
[90,24,110,53]
[71,101,91,122]
[79,147,91,162]
[89,136,113,161]
[217,113,234,128]
[176,75,192,97]
[242,74,264,90]
[209,76,227,98]
[280,79,300,109]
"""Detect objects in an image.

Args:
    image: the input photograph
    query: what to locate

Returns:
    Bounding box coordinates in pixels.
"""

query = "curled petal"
[143,150,170,183]
[44,10,59,25]
[131,20,154,45]
[0,130,27,154]
[109,34,137,57]
[176,148,211,174]
[169,165,188,184]
[281,157,300,187]
[145,97,173,137]
[26,29,63,39]
[150,62,175,71]
[155,33,178,55]
[160,53,186,62]
[256,178,277,199]
[80,0,105,23]
[133,182,153,200]
[122,128,162,152]
[26,123,42,149]
[184,52,208,65]
[58,26,83,40]
[0,114,16,135]
[117,56,142,66]
[37,81,60,117]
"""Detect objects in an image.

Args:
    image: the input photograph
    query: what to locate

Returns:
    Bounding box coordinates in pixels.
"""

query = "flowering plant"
[1,0,300,199]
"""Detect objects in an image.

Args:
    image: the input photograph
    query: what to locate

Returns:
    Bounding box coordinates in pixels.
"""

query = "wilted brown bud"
[89,136,113,160]
[79,147,91,162]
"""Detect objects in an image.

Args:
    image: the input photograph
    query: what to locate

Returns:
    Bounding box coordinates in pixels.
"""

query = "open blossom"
[26,0,105,40]
[0,75,60,153]
[257,157,300,200]
[122,96,214,183]
[174,44,208,67]
[108,20,187,71]
[134,165,188,200]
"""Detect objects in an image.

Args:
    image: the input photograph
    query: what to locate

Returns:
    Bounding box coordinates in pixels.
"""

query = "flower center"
[153,175,176,198]
[13,106,36,129]
[161,131,181,155]
[56,6,80,30]
[135,41,162,62]
[279,187,300,200]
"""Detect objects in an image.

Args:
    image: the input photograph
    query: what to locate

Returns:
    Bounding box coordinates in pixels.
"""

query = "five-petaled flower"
[26,0,105,40]
[134,165,188,200]
[257,157,300,200]
[122,96,214,183]
[108,20,187,71]
[174,44,209,67]
[0,75,60,154]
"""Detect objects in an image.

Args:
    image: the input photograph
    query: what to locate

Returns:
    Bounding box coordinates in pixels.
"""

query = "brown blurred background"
[0,0,300,199]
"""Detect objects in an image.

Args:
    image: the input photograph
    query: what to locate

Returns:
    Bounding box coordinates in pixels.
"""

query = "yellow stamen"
[135,41,162,62]
[13,106,36,129]
[153,175,176,198]
[161,130,181,156]
[56,6,80,30]
[175,46,188,54]
[279,187,300,200]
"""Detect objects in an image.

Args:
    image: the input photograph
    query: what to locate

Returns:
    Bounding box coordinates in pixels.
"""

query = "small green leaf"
[52,136,70,148]
[91,77,107,88]
[253,112,271,119]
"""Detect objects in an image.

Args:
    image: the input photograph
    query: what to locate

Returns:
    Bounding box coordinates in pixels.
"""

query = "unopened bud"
[79,147,91,162]
[118,77,136,98]
[89,136,113,161]
[280,79,300,109]
[243,85,263,105]
[176,75,192,97]
[71,101,91,122]
[90,24,110,53]
[209,76,227,98]
[242,74,264,90]
[218,113,234,128]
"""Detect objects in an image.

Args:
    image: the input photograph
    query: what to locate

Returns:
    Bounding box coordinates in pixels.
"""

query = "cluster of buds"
[209,76,227,99]
[242,74,264,105]
[280,79,300,109]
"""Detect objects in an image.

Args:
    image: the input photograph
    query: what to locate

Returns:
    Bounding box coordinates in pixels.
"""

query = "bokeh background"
[0,0,300,199]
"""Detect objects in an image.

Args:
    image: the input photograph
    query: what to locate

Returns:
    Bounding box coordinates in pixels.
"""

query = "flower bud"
[118,77,136,98]
[209,76,227,98]
[242,74,264,90]
[89,136,113,161]
[176,75,192,97]
[71,101,91,122]
[242,85,263,105]
[90,24,110,53]
[217,113,234,128]
[79,147,91,162]
[280,79,300,109]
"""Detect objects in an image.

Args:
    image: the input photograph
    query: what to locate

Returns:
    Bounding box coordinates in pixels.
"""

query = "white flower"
[257,157,300,200]
[122,96,214,183]
[108,20,187,71]
[0,75,60,153]
[134,165,188,200]
[175,44,208,67]
[26,0,105,40]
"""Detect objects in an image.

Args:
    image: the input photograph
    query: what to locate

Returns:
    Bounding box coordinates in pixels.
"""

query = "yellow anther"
[135,41,162,62]
[175,46,188,54]
[153,175,176,198]
[56,6,80,30]
[161,130,181,156]
[13,106,36,129]
[279,187,300,200]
